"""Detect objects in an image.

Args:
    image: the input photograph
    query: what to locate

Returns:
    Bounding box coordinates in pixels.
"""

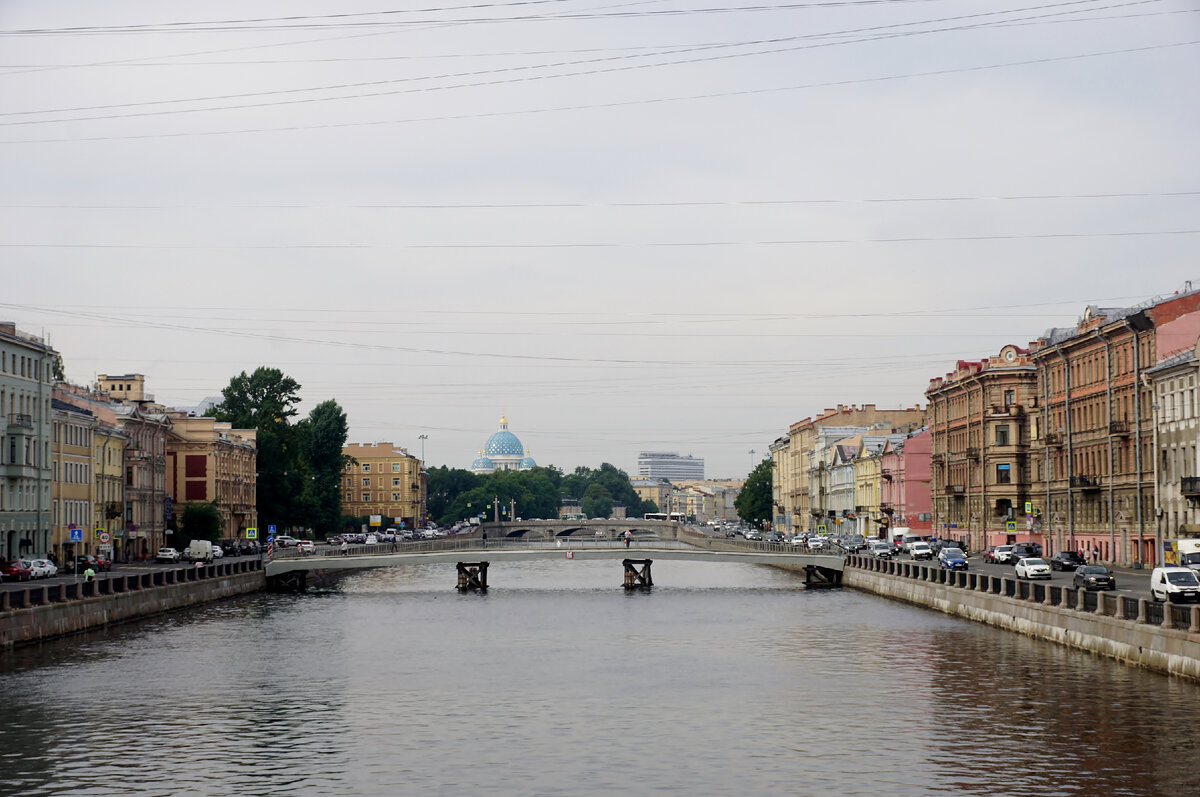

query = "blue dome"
[471,455,494,470]
[484,416,524,456]
[520,455,537,469]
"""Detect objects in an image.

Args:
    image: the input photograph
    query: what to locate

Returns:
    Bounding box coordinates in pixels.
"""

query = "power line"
[6,38,1192,144]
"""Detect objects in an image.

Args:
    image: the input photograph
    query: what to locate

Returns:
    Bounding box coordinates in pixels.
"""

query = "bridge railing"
[270,537,690,560]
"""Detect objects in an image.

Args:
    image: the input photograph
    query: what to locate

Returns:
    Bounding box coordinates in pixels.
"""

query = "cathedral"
[470,415,538,474]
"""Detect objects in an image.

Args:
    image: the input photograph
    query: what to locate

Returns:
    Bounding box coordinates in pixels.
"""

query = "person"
[624,530,632,548]
[83,566,95,582]
[481,530,487,548]
[1092,546,1099,564]
[340,539,349,556]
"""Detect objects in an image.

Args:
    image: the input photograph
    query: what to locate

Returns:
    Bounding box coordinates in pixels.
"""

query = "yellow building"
[51,397,97,561]
[342,442,424,530]
[630,479,671,515]
[93,419,128,560]
[166,413,257,541]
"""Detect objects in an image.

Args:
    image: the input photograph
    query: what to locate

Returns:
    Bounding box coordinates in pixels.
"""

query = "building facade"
[50,398,98,562]
[630,478,671,515]
[166,413,258,541]
[636,451,705,480]
[343,442,424,530]
[878,428,933,539]
[926,345,1038,554]
[470,416,537,474]
[1148,343,1200,541]
[0,323,55,561]
[111,402,170,558]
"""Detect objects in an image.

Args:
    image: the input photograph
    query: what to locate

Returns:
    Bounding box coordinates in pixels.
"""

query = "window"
[1003,389,1015,407]
[361,478,370,487]
[995,425,1010,446]
[392,463,401,472]
[392,493,401,501]
[996,463,1011,484]
[362,493,370,502]
[392,478,400,486]
[362,464,370,473]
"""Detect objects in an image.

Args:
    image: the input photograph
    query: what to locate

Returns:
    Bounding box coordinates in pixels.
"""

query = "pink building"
[879,429,932,539]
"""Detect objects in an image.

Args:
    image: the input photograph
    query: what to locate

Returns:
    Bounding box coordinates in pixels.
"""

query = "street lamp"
[418,434,428,466]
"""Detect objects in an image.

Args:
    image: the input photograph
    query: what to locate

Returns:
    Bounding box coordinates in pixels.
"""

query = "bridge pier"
[267,571,308,592]
[804,565,842,588]
[457,562,489,592]
[623,559,653,590]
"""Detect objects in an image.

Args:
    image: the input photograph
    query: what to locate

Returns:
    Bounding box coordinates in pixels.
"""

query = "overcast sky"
[1,0,1197,479]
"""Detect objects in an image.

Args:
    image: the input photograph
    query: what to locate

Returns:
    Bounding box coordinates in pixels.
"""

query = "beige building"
[630,478,671,515]
[343,442,425,530]
[769,435,790,529]
[50,397,97,561]
[166,413,258,541]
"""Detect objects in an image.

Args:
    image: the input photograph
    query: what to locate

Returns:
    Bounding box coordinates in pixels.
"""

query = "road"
[0,554,263,592]
[890,552,1153,596]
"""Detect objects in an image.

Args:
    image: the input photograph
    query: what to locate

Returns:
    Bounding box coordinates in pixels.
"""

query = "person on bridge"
[340,539,349,556]
[482,530,487,548]
[624,530,632,548]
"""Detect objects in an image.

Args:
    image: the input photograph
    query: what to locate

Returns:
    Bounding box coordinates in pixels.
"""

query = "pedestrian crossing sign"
[1006,520,1018,531]
[245,527,258,539]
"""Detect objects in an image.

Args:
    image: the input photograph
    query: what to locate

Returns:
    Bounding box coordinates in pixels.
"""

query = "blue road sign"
[266,535,274,543]
[69,528,83,542]
[268,524,277,535]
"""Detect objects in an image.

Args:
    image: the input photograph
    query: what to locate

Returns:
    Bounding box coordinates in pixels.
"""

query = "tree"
[581,483,614,519]
[208,367,303,530]
[296,400,350,537]
[180,501,221,548]
[735,459,773,529]
[426,466,481,524]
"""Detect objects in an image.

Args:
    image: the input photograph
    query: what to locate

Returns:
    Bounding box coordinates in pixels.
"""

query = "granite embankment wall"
[840,555,1200,681]
[0,559,267,649]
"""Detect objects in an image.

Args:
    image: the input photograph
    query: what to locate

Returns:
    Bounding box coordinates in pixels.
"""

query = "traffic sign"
[98,530,111,544]
[246,527,258,539]
[817,524,827,533]
[1024,501,1033,515]
[267,524,277,535]
[94,527,105,540]
[69,528,83,542]
[1005,520,1018,532]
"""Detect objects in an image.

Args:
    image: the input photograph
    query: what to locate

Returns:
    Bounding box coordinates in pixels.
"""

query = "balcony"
[1108,420,1130,436]
[1044,432,1064,446]
[1182,477,1200,499]
[7,413,33,429]
[966,447,980,460]
[880,502,894,515]
[1070,475,1101,492]
[943,484,965,496]
[930,453,944,464]
[881,468,893,481]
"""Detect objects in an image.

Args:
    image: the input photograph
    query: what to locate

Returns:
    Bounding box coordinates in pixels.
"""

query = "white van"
[187,539,214,563]
[1149,566,1200,603]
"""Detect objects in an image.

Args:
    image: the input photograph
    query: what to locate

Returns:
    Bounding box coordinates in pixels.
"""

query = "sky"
[1,0,1198,479]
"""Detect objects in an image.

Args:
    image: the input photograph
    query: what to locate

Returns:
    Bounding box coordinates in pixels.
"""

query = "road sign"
[1024,501,1033,515]
[817,524,827,533]
[1006,520,1018,532]
[98,530,111,544]
[267,524,277,535]
[94,527,105,540]
[69,528,83,542]
[246,527,258,539]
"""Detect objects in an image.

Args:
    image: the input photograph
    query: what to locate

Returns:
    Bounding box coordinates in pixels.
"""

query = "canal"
[1,559,1197,796]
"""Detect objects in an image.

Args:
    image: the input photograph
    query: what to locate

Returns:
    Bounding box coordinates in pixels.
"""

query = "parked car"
[1015,557,1052,580]
[992,545,1015,564]
[908,542,934,561]
[0,559,34,581]
[296,540,315,554]
[28,558,58,579]
[211,545,224,559]
[156,547,181,563]
[1150,566,1200,603]
[1073,565,1116,591]
[938,548,969,570]
[1050,551,1087,571]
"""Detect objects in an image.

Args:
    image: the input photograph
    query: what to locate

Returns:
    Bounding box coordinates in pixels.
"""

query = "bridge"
[264,535,844,592]
[477,518,682,540]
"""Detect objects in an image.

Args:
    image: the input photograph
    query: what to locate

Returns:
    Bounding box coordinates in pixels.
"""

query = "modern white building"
[637,451,704,480]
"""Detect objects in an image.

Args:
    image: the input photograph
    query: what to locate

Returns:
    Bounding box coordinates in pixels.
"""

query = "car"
[1015,557,1051,580]
[219,540,240,556]
[808,536,826,550]
[938,548,969,570]
[992,545,1015,564]
[1010,543,1040,563]
[1050,551,1087,571]
[1150,566,1200,603]
[156,547,181,563]
[744,530,763,542]
[869,542,893,559]
[211,545,224,559]
[28,558,58,579]
[70,554,102,574]
[326,535,343,546]
[364,534,379,545]
[983,546,997,563]
[296,540,315,554]
[908,542,934,561]
[0,559,34,581]
[92,553,112,571]
[763,531,785,544]
[1073,565,1116,591]
[274,535,299,548]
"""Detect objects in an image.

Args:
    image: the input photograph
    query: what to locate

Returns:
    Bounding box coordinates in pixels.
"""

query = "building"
[343,442,424,530]
[878,428,932,539]
[1028,292,1200,566]
[926,345,1038,554]
[50,397,98,563]
[1147,341,1200,541]
[630,478,671,515]
[637,451,704,480]
[470,415,537,474]
[0,323,56,561]
[166,413,258,541]
[769,435,790,530]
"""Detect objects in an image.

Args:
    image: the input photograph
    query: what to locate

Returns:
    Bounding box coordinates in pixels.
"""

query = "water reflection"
[0,559,1196,796]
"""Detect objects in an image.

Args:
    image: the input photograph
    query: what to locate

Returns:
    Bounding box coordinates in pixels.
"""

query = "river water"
[1,559,1197,796]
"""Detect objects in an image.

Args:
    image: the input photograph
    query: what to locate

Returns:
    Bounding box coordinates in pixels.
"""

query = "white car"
[870,542,893,559]
[156,547,181,563]
[992,545,1015,564]
[28,558,58,578]
[295,540,315,554]
[211,545,224,559]
[1150,566,1200,603]
[808,536,827,550]
[1015,557,1051,580]
[908,542,933,561]
[274,535,299,548]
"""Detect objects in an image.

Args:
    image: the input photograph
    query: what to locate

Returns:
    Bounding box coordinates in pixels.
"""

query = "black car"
[1073,565,1116,591]
[1010,543,1040,563]
[1050,551,1086,571]
[70,555,101,574]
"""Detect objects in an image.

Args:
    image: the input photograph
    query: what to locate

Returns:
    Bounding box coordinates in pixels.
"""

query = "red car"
[0,559,34,581]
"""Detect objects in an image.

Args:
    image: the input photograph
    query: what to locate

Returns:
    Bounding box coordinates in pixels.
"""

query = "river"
[1,558,1197,796]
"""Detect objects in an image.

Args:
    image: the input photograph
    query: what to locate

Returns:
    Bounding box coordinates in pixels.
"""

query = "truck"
[1163,538,1200,572]
[187,539,214,563]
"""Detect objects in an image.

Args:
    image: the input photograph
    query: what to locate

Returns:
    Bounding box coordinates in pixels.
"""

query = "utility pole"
[748,449,756,472]
[418,434,428,466]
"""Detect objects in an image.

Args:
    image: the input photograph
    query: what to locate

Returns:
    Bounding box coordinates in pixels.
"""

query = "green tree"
[180,501,221,548]
[735,459,773,529]
[208,367,303,530]
[296,399,350,537]
[426,466,481,524]
[581,483,614,519]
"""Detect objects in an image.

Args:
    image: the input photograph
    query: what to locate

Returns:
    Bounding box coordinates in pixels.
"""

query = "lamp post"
[418,434,428,466]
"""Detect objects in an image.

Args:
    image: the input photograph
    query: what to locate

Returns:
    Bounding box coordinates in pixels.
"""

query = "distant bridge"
[264,535,843,591]
[478,518,682,540]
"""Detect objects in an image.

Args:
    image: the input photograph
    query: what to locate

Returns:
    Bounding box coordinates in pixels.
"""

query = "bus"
[644,512,686,522]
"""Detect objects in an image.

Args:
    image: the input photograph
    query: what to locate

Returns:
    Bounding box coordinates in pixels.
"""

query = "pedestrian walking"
[481,530,487,548]
[83,566,95,582]
[340,539,348,556]
[1091,546,1099,564]
[624,530,632,548]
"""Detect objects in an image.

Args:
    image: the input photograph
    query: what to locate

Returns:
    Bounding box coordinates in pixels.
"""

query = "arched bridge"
[264,535,844,592]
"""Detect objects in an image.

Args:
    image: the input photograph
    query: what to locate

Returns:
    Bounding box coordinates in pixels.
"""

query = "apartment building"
[50,398,98,561]
[166,413,258,541]
[878,428,932,539]
[342,442,424,530]
[0,323,55,561]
